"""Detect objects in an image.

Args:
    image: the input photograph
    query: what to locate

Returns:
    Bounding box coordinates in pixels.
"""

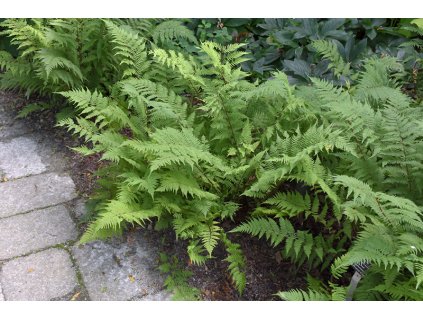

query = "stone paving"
[0,96,171,301]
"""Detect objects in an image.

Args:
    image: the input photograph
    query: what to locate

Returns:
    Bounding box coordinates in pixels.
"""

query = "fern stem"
[374,197,394,228]
[395,121,413,195]
[76,19,83,69]
[217,93,240,153]
[194,165,222,196]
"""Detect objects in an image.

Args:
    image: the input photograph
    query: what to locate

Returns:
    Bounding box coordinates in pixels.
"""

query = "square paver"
[0,172,77,218]
[0,120,28,140]
[72,234,165,301]
[0,205,77,260]
[0,248,78,300]
[0,281,4,301]
[0,137,47,179]
[0,107,15,127]
[135,290,172,301]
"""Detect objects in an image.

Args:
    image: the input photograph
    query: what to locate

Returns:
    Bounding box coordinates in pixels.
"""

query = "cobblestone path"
[0,96,171,301]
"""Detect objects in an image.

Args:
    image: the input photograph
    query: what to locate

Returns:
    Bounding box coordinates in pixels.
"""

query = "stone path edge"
[0,248,78,301]
[0,204,78,261]
[0,93,172,301]
[0,172,78,218]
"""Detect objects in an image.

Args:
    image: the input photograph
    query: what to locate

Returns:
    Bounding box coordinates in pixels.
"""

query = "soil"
[1,90,308,300]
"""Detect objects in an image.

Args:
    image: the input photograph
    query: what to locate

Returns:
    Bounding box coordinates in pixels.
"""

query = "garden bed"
[2,89,308,300]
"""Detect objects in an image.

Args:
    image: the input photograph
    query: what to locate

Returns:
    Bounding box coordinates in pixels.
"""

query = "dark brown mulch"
[1,90,308,300]
[189,236,307,301]
[153,226,308,301]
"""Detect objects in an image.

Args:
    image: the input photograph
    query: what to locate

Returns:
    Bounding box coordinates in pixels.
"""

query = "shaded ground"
[1,90,308,300]
[161,231,308,300]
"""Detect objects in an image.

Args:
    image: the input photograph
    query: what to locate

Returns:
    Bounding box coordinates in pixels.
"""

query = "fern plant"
[276,53,423,301]
[0,18,197,118]
[282,175,423,300]
[60,22,345,294]
[4,19,416,300]
[0,19,113,96]
[58,23,255,294]
[35,20,423,300]
[158,253,201,300]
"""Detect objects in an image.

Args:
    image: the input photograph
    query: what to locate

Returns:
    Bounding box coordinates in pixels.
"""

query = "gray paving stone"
[0,205,77,260]
[0,137,47,179]
[73,199,88,220]
[0,120,28,140]
[0,172,77,218]
[0,248,78,300]
[29,134,70,172]
[72,234,164,301]
[0,108,27,140]
[0,282,4,301]
[135,290,172,301]
[0,107,14,127]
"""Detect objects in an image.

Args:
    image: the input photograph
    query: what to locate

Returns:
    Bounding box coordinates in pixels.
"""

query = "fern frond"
[152,47,203,85]
[265,192,311,216]
[231,217,294,247]
[159,253,201,300]
[312,39,351,79]
[36,48,83,81]
[79,200,160,243]
[104,20,150,79]
[187,240,208,265]
[152,20,198,46]
[124,127,227,172]
[118,77,188,128]
[355,56,408,107]
[157,171,218,200]
[198,222,221,256]
[277,289,330,301]
[222,234,247,295]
